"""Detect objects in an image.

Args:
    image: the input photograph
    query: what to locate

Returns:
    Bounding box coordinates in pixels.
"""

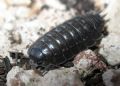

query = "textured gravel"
[7,66,84,86]
[99,33,120,66]
[99,0,120,66]
[73,49,107,72]
[102,69,120,86]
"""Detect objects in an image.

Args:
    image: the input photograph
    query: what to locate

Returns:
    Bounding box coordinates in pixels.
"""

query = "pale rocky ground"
[0,0,120,86]
[99,0,120,66]
[98,0,120,86]
[7,67,84,86]
[102,69,120,86]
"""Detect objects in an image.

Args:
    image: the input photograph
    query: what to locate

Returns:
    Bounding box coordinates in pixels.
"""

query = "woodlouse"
[28,13,105,70]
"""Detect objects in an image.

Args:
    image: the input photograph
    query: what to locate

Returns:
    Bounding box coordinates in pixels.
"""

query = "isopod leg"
[37,64,61,76]
[62,61,74,68]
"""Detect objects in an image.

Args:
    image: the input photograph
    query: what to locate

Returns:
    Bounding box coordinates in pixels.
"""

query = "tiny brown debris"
[73,49,107,70]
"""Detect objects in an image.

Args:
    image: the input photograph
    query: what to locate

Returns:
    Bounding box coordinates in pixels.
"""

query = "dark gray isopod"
[28,13,105,69]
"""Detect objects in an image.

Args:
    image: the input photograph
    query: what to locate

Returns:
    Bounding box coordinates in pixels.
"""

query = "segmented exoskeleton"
[28,13,105,71]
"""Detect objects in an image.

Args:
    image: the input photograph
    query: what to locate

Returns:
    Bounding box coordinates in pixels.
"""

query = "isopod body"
[28,14,104,69]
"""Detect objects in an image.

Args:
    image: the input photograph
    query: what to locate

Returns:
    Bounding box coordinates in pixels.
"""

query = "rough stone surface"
[7,66,84,86]
[98,0,120,66]
[102,69,120,86]
[103,0,120,34]
[73,49,107,71]
[99,33,120,66]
